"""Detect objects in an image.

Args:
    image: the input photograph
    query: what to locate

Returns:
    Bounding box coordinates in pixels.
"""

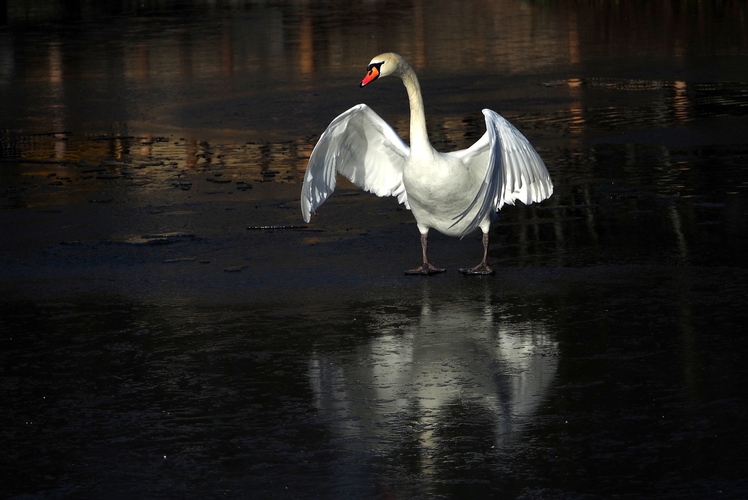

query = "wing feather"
[300,104,410,222]
[452,109,553,237]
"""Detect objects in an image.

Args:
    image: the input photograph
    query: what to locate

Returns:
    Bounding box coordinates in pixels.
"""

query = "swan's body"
[301,53,553,274]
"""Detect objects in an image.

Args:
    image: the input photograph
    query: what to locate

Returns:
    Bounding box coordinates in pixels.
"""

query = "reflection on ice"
[308,281,557,475]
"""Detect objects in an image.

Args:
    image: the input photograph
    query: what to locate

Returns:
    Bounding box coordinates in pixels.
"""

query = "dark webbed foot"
[459,263,494,275]
[459,232,495,275]
[405,263,446,275]
[406,232,446,275]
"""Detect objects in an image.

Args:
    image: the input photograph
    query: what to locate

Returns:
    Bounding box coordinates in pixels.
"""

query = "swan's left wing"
[301,104,410,223]
[453,109,553,237]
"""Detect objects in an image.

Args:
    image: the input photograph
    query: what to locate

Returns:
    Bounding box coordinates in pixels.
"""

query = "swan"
[300,53,553,275]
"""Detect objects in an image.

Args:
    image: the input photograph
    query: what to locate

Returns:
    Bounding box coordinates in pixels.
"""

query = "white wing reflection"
[308,280,558,471]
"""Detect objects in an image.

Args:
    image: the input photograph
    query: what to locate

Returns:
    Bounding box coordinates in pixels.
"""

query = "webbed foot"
[405,263,446,275]
[459,263,494,275]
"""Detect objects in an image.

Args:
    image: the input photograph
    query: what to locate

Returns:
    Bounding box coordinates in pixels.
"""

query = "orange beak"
[360,65,380,87]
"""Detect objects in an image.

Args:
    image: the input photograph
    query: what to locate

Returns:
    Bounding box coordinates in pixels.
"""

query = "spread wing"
[300,104,410,222]
[452,109,553,237]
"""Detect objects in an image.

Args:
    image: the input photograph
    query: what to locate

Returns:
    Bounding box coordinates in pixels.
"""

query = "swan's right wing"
[452,109,553,237]
[301,104,410,222]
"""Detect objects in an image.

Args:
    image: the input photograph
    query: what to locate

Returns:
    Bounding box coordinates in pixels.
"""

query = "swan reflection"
[308,280,558,472]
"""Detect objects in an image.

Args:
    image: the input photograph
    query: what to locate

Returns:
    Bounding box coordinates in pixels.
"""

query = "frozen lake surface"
[2,1,748,498]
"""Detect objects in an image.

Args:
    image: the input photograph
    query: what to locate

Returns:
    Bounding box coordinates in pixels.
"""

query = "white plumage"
[301,53,553,275]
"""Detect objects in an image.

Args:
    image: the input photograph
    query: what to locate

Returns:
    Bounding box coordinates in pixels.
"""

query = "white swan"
[300,53,553,275]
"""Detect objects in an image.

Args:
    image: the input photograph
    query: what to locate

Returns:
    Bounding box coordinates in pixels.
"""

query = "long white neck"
[399,62,433,158]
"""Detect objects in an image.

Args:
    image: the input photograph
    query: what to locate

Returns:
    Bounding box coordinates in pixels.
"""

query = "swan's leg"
[405,232,446,275]
[460,231,495,275]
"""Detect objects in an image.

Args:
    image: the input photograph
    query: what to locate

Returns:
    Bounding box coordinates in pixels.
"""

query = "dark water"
[2,1,748,498]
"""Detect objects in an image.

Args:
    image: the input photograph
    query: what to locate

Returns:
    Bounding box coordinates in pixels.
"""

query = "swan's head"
[360,52,405,87]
